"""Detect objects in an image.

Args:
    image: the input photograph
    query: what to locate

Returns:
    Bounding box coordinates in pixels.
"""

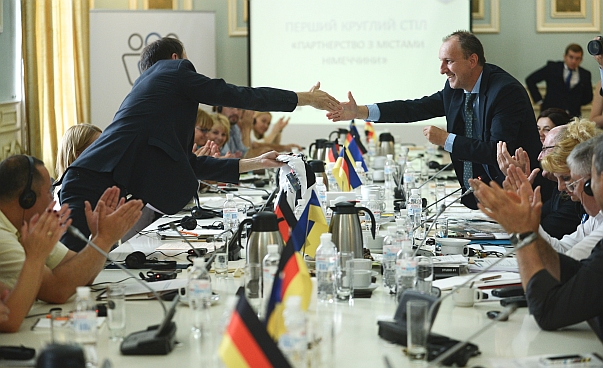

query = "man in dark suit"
[526,43,593,118]
[328,31,541,209]
[59,37,340,251]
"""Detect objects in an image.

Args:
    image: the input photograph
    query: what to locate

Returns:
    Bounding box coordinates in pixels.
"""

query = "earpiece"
[584,178,593,196]
[19,156,37,209]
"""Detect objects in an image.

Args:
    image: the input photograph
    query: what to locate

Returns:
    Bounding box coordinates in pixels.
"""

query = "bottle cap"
[267,244,279,254]
[386,154,393,160]
[76,286,91,297]
[320,233,333,243]
[226,193,234,200]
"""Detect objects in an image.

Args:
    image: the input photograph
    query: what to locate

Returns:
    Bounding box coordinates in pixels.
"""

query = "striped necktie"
[463,93,477,189]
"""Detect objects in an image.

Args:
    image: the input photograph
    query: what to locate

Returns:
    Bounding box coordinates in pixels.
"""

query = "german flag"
[365,121,375,142]
[265,239,312,340]
[219,295,291,368]
[274,189,296,243]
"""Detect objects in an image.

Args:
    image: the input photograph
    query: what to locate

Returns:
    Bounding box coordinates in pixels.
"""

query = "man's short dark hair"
[565,43,583,56]
[139,37,185,72]
[0,155,44,203]
[444,30,486,66]
[592,134,603,175]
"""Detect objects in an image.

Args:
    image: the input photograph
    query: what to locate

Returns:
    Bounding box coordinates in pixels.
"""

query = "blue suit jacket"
[526,61,592,117]
[72,59,298,214]
[376,64,541,208]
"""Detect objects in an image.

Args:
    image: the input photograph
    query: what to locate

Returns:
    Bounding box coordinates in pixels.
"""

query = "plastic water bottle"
[222,193,239,232]
[188,258,213,333]
[366,194,382,231]
[262,244,280,306]
[315,177,328,213]
[382,227,400,294]
[315,233,337,302]
[326,162,339,191]
[407,189,422,231]
[73,286,97,367]
[384,154,396,193]
[395,248,417,301]
[278,296,307,367]
[403,166,416,200]
[355,161,367,184]
[294,199,306,219]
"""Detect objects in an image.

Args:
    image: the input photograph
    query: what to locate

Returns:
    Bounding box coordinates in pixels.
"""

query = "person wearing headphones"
[500,119,603,260]
[0,155,143,332]
[469,133,603,340]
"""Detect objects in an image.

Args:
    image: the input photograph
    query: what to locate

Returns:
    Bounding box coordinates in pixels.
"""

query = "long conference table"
[1,187,601,367]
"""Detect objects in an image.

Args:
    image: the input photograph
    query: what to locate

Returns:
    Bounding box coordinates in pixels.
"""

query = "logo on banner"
[122,32,179,85]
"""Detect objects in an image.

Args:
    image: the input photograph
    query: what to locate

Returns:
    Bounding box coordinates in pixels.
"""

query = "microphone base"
[377,321,479,366]
[120,322,177,355]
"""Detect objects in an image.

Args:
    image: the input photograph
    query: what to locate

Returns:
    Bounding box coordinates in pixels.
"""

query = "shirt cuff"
[366,104,380,121]
[444,133,456,152]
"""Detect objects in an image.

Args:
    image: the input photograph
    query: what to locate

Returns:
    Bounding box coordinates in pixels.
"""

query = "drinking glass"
[106,284,126,341]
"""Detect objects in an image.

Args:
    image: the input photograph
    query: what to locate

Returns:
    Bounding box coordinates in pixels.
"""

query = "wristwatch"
[510,231,537,247]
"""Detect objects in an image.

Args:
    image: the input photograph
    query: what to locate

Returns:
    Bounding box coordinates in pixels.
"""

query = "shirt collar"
[465,71,483,95]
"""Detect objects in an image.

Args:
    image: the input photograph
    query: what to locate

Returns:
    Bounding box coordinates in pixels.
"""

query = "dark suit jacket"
[376,64,541,209]
[71,59,298,214]
[526,61,592,117]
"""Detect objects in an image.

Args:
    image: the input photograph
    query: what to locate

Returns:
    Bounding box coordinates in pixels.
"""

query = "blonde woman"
[193,108,220,157]
[56,124,102,180]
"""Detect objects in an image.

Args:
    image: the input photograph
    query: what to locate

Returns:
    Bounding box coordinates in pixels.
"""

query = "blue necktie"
[463,93,477,189]
[565,69,573,90]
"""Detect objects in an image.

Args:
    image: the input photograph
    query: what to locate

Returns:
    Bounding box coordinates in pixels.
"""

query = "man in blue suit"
[59,37,340,251]
[328,31,542,209]
[526,44,592,118]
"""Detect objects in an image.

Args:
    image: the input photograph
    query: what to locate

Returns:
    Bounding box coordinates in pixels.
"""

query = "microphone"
[417,163,453,189]
[426,303,519,367]
[412,188,474,257]
[157,216,197,231]
[67,226,167,316]
[199,180,258,212]
[168,223,216,269]
[422,187,462,213]
[425,231,537,334]
[259,185,279,213]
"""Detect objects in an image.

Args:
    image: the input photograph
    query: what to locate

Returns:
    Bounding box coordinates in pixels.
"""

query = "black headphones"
[584,178,593,196]
[19,156,37,209]
[124,251,177,270]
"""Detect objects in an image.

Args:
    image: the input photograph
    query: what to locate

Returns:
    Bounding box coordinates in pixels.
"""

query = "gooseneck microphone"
[426,304,519,367]
[412,188,474,257]
[422,187,462,214]
[417,162,453,189]
[67,226,167,315]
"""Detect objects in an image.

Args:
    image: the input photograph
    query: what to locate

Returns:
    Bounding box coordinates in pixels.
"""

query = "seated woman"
[54,124,102,205]
[245,111,302,157]
[192,108,220,157]
[536,108,571,144]
[207,113,236,158]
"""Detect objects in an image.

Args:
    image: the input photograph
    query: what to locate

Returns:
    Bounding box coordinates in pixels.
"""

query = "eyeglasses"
[195,127,209,133]
[541,145,556,153]
[565,177,586,192]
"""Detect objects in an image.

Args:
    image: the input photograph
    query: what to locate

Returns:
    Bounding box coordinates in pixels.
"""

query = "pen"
[480,275,501,282]
[179,230,198,236]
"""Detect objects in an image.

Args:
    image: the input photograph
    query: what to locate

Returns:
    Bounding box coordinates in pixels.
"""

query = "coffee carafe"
[379,132,395,156]
[239,212,284,264]
[328,202,376,258]
[308,139,328,161]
